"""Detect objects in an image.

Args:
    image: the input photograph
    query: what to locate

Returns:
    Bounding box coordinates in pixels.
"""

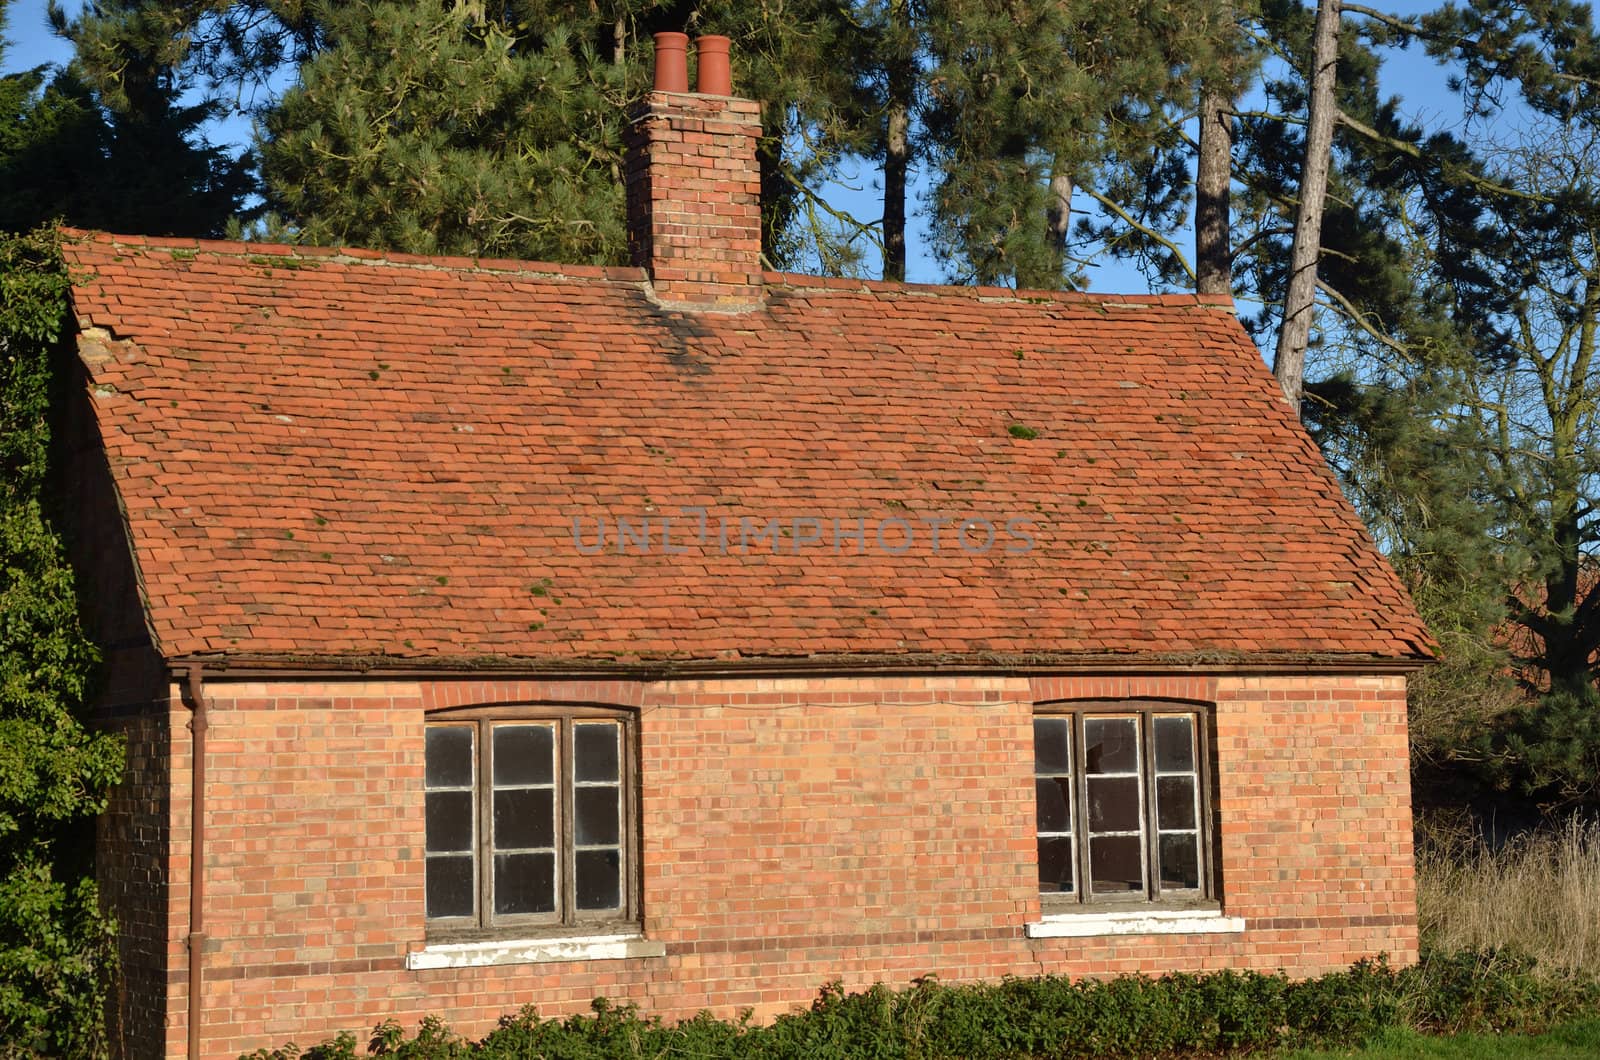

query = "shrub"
[1396,948,1600,1035]
[238,950,1600,1059]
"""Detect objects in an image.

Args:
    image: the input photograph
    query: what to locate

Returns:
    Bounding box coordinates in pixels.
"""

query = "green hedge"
[241,949,1600,1059]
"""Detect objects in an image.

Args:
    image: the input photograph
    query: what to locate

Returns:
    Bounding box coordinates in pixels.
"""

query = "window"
[1033,702,1211,908]
[423,709,636,936]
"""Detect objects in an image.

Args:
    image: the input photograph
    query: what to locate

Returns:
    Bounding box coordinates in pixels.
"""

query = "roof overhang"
[170,649,1433,681]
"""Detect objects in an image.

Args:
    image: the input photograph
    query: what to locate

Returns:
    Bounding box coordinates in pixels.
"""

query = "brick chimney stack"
[625,33,764,309]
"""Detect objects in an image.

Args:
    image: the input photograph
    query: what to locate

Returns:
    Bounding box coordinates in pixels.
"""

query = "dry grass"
[1417,816,1600,975]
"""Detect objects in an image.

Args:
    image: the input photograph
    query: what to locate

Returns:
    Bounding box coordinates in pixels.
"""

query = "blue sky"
[1,0,1487,289]
[2,0,65,71]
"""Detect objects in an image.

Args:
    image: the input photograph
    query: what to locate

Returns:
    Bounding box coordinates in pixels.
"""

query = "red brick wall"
[128,671,1413,1058]
[99,702,173,1060]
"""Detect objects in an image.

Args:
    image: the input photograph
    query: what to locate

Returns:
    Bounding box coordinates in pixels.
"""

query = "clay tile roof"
[63,229,1432,668]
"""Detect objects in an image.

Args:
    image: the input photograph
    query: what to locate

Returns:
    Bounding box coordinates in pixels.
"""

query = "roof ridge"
[59,227,648,283]
[60,228,1234,309]
[762,268,1233,309]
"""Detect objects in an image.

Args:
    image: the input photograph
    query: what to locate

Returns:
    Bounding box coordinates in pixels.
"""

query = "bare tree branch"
[1080,186,1196,282]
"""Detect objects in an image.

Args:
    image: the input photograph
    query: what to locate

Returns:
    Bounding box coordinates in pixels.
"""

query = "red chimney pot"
[695,35,732,96]
[653,32,689,93]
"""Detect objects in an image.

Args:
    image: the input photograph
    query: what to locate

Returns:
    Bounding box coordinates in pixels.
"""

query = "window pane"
[1156,775,1197,831]
[1038,836,1075,893]
[575,849,622,910]
[1035,777,1071,833]
[425,726,473,787]
[1084,717,1138,773]
[425,856,474,918]
[1033,717,1071,773]
[1159,833,1201,890]
[494,852,556,915]
[1087,775,1141,832]
[1089,835,1144,893]
[1154,715,1195,773]
[575,786,620,846]
[493,724,554,786]
[424,791,473,853]
[493,788,554,850]
[574,723,620,782]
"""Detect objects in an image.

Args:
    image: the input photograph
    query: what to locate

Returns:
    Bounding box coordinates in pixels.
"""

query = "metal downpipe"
[183,666,208,1060]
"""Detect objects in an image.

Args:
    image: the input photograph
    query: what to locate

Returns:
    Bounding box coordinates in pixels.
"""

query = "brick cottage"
[59,33,1431,1060]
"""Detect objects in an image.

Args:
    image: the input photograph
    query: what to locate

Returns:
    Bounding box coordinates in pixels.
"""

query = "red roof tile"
[64,230,1432,667]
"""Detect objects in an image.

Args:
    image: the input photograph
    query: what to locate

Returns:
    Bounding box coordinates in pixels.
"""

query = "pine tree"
[1,12,250,236]
[829,0,923,280]
[1239,0,1600,805]
[921,0,1237,289]
[259,1,632,263]
[62,0,865,269]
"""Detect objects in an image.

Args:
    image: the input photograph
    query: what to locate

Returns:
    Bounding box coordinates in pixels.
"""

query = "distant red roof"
[64,230,1432,668]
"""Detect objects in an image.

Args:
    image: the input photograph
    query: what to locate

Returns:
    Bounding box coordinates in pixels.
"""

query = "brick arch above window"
[1027,676,1219,705]
[419,679,647,713]
[1034,695,1215,711]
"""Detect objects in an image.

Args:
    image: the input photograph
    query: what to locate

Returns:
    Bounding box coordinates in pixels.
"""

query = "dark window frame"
[423,704,640,941]
[1033,699,1216,913]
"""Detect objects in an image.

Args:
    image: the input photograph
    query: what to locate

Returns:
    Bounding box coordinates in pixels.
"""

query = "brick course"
[103,672,1416,1058]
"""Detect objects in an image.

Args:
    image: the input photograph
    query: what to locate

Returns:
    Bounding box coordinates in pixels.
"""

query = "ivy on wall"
[0,226,124,1058]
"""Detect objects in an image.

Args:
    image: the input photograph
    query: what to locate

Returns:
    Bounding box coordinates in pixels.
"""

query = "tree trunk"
[1046,169,1073,262]
[1195,83,1232,296]
[889,22,915,281]
[1272,0,1341,408]
[1542,494,1589,696]
[884,98,910,281]
[1538,283,1597,697]
[883,0,913,282]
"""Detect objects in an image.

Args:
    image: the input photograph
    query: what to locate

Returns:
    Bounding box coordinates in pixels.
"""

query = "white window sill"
[406,932,667,970]
[1026,909,1246,939]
